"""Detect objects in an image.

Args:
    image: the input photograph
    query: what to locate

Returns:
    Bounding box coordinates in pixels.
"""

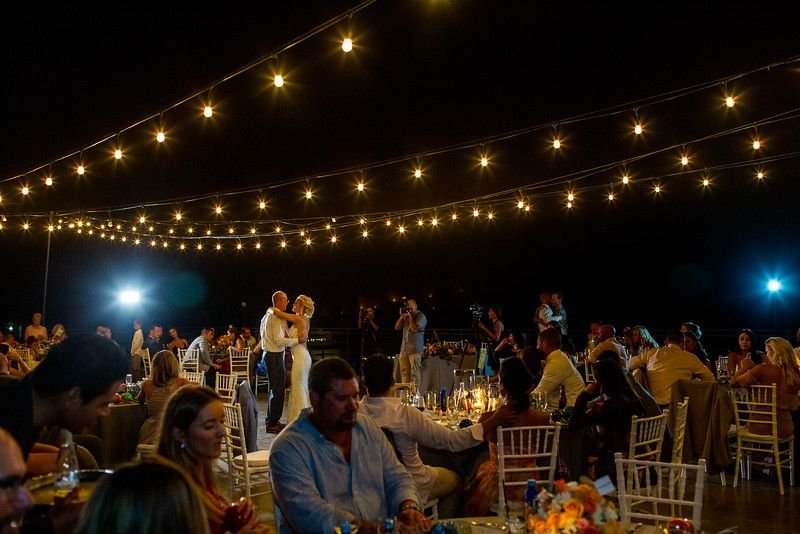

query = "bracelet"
[399,502,420,513]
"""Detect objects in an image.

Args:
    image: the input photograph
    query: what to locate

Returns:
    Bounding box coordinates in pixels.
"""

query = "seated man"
[0,334,128,461]
[587,323,627,364]
[531,328,585,408]
[359,355,514,517]
[187,328,220,387]
[270,357,430,534]
[627,330,715,407]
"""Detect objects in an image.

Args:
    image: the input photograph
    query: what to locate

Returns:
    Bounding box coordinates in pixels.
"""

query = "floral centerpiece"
[525,479,621,534]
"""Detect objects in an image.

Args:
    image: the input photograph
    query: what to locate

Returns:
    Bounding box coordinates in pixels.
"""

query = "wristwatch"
[399,502,421,513]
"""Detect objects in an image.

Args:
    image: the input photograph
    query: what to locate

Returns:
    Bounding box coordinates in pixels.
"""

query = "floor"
[242,391,799,533]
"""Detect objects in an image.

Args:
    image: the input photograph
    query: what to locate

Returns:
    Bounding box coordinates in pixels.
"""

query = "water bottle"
[439,387,447,413]
[54,430,80,501]
[524,479,538,519]
[383,517,395,533]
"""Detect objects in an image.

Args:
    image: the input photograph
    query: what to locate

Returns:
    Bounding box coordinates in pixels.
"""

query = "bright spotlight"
[119,290,141,305]
[767,279,782,293]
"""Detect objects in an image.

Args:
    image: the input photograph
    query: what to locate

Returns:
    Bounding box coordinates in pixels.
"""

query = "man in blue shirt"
[270,357,430,533]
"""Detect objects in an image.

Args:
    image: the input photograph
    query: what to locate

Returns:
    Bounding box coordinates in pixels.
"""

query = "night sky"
[3,2,800,349]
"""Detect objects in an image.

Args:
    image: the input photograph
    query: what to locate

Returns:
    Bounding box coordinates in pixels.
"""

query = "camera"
[468,303,484,319]
[400,299,410,314]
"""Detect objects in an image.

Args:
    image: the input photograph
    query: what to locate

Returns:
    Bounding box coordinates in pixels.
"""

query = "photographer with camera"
[357,306,382,372]
[394,298,427,385]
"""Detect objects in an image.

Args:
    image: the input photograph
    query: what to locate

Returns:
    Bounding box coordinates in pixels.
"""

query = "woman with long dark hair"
[728,328,763,377]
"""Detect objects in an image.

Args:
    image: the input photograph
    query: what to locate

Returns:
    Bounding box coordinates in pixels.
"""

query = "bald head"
[598,324,615,341]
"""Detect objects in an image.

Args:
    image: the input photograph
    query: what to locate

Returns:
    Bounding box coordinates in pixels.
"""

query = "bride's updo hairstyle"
[297,295,315,318]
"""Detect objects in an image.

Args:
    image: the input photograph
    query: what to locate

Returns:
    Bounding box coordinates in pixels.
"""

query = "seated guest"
[144,324,165,357]
[519,343,547,385]
[630,326,659,357]
[569,352,646,480]
[682,331,713,372]
[0,343,30,377]
[239,327,257,351]
[24,313,48,342]
[627,330,715,407]
[680,322,702,339]
[728,328,763,377]
[270,358,429,534]
[157,386,269,534]
[360,355,514,517]
[76,459,210,534]
[137,351,189,444]
[0,428,35,529]
[187,328,221,387]
[3,334,19,349]
[464,358,550,516]
[531,328,585,408]
[0,335,128,460]
[730,337,800,438]
[50,323,67,344]
[587,324,627,364]
[166,327,188,355]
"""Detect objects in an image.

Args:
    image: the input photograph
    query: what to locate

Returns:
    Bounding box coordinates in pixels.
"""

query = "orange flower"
[562,498,585,518]
[582,497,597,515]
[554,479,569,493]
[527,515,547,534]
[546,511,562,530]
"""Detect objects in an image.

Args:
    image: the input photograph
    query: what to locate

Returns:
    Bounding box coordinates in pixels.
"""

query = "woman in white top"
[271,295,314,423]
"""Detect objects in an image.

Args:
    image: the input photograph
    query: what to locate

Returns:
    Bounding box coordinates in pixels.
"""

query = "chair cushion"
[233,449,269,466]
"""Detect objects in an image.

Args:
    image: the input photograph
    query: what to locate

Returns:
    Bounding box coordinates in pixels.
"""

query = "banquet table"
[418,354,479,394]
[668,378,734,473]
[89,402,146,468]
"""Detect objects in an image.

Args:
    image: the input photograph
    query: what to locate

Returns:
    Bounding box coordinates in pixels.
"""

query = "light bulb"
[473,209,479,217]
[162,242,168,248]
[517,200,525,209]
[168,229,174,235]
[634,123,643,135]
[431,218,438,226]
[204,105,213,118]
[305,238,312,246]
[275,226,281,233]
[197,243,203,250]
[135,239,140,245]
[331,235,337,243]
[553,138,561,149]
[414,168,422,178]
[654,185,661,193]
[359,218,366,225]
[114,149,122,160]
[524,205,531,212]
[752,139,761,150]
[22,223,29,230]
[256,243,262,249]
[139,216,146,224]
[622,175,630,184]
[45,176,53,186]
[259,200,266,209]
[229,228,235,234]
[451,213,458,221]
[21,186,29,196]
[702,178,710,187]
[149,226,154,232]
[487,212,494,220]
[725,96,735,108]
[756,170,765,179]
[567,193,574,202]
[274,75,284,87]
[156,131,166,143]
[356,182,364,191]
[300,230,305,237]
[385,220,392,226]
[325,224,331,230]
[566,202,573,209]
[342,38,353,52]
[48,225,54,232]
[480,156,488,167]
[398,226,406,234]
[215,206,222,215]
[236,243,242,250]
[608,193,615,201]
[175,213,182,221]
[77,165,85,175]
[305,190,313,199]
[179,244,185,250]
[681,156,689,166]
[251,227,257,234]
[216,243,222,251]
[206,229,212,235]
[187,227,194,234]
[362,230,369,238]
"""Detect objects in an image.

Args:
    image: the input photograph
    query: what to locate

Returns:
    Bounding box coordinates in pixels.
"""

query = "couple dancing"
[261,290,315,434]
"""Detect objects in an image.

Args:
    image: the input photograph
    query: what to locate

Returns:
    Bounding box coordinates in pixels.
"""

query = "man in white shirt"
[533,292,552,332]
[627,330,715,406]
[359,355,513,517]
[187,328,220,386]
[587,324,627,364]
[531,328,584,408]
[260,291,305,433]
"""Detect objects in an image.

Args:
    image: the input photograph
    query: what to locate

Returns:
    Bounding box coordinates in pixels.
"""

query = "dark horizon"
[3,2,800,347]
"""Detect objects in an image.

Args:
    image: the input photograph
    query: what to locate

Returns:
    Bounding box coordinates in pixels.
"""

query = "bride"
[271,294,315,423]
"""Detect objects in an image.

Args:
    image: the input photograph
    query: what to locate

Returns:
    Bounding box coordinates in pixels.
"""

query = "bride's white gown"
[287,325,311,423]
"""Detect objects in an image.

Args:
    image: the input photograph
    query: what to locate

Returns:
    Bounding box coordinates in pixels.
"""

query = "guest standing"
[394,298,426,386]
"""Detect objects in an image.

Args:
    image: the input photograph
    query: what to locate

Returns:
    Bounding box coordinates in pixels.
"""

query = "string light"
[206,229,212,235]
[305,237,312,246]
[607,192,615,201]
[156,130,166,143]
[77,164,85,176]
[274,226,281,233]
[566,202,573,209]
[634,123,643,135]
[228,227,235,234]
[431,217,438,226]
[654,184,662,193]
[256,242,263,249]
[472,209,479,218]
[203,105,213,118]
[725,95,735,108]
[149,226,154,232]
[524,205,531,212]
[175,212,182,221]
[325,223,331,230]
[300,229,306,237]
[702,177,710,187]
[197,243,203,250]
[356,182,365,192]
[567,192,575,202]
[451,213,458,221]
[45,175,53,186]
[259,200,267,210]
[274,74,285,88]
[236,243,243,250]
[553,138,561,150]
[362,230,369,238]
[680,155,689,166]
[216,243,222,251]
[487,211,494,220]
[414,168,422,179]
[398,225,406,234]
[756,169,765,180]
[168,228,174,235]
[134,238,140,245]
[342,37,353,53]
[21,186,29,196]
[150,240,157,247]
[359,218,366,225]
[114,148,123,160]
[187,227,194,234]
[215,206,223,215]
[752,139,761,150]
[305,189,313,200]
[179,243,185,250]
[251,227,257,234]
[330,235,337,243]
[480,155,488,167]
[139,216,146,224]
[517,200,525,209]
[385,219,392,227]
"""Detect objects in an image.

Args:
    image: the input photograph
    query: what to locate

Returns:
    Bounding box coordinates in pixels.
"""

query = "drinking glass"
[502,501,526,533]
[125,374,133,386]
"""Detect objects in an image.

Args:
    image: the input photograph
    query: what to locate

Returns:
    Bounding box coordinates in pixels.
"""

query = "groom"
[260,291,306,434]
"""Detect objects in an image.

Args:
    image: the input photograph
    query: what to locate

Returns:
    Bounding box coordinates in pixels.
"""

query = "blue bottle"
[524,479,538,518]
[439,387,447,412]
[383,518,395,533]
